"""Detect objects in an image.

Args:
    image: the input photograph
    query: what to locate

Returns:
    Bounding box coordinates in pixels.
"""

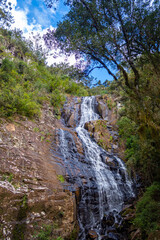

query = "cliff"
[0,104,76,240]
[0,95,136,240]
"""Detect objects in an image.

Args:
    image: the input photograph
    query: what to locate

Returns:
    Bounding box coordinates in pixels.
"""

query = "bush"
[1,58,15,72]
[33,224,64,240]
[133,182,160,236]
[0,28,89,120]
[50,89,66,114]
[66,81,88,96]
[0,87,40,118]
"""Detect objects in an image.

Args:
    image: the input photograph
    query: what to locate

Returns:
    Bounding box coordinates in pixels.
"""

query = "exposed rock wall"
[0,95,129,240]
[0,105,76,240]
[60,96,135,240]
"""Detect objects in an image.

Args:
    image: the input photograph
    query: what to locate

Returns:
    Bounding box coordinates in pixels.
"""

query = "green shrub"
[0,28,89,120]
[50,89,66,117]
[118,116,137,139]
[34,225,52,240]
[1,58,15,72]
[107,99,112,110]
[33,224,64,240]
[0,86,40,118]
[133,182,160,236]
[66,81,88,96]
[17,61,27,74]
[57,175,65,183]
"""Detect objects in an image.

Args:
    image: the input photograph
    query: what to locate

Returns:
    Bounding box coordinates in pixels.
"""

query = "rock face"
[0,105,76,240]
[62,96,81,128]
[59,96,135,240]
[0,95,133,240]
[84,119,119,155]
[96,97,108,119]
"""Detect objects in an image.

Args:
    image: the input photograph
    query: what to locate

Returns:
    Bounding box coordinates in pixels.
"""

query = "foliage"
[110,53,160,184]
[0,0,13,27]
[89,86,108,96]
[49,62,88,83]
[57,175,65,183]
[45,0,160,90]
[0,27,89,119]
[133,182,160,237]
[2,173,13,182]
[118,117,137,140]
[33,224,64,240]
[117,117,140,169]
[68,225,79,240]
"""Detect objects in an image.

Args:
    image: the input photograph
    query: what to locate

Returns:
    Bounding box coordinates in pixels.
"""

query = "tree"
[49,62,90,83]
[0,0,13,26]
[44,0,160,90]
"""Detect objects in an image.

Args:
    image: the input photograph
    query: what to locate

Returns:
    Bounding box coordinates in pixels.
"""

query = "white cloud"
[10,1,42,33]
[9,0,83,67]
[47,50,77,66]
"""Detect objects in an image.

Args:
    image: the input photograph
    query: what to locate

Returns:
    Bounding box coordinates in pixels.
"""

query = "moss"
[40,136,45,141]
[57,175,65,183]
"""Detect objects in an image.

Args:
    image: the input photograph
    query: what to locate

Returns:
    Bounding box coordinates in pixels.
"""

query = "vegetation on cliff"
[108,65,160,238]
[44,0,160,238]
[0,0,160,239]
[0,28,89,119]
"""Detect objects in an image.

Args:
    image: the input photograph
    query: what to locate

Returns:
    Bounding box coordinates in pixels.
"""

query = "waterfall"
[59,96,135,240]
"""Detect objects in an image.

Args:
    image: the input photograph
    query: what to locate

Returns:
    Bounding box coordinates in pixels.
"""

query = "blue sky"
[11,0,113,83]
[15,0,68,28]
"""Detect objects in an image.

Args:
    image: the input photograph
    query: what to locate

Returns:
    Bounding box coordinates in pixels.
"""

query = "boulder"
[97,100,108,119]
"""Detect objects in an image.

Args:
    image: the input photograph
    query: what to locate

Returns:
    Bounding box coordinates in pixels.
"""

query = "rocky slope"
[0,95,136,240]
[0,104,76,240]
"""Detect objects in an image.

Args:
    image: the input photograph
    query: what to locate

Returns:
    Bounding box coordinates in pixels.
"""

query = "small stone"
[88,230,98,239]
[112,144,118,149]
[6,124,15,132]
[41,211,46,216]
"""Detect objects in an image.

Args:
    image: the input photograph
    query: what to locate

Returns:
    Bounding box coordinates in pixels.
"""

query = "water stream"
[59,96,134,240]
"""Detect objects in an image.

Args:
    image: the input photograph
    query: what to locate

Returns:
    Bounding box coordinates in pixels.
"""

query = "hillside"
[0,26,160,240]
[0,28,89,119]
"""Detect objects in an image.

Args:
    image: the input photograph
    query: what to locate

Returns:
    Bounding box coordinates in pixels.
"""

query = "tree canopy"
[44,0,160,90]
[0,0,13,26]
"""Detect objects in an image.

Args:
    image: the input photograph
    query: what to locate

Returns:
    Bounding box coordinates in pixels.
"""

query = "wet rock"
[105,213,115,226]
[88,230,98,239]
[84,121,95,134]
[100,153,107,163]
[67,113,75,128]
[106,157,116,167]
[96,98,108,119]
[112,144,118,150]
[62,97,81,128]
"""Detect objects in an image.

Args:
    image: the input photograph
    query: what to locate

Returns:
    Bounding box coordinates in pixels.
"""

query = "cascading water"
[58,96,135,240]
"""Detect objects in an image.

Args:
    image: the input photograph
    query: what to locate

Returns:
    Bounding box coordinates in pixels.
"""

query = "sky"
[10,0,113,84]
